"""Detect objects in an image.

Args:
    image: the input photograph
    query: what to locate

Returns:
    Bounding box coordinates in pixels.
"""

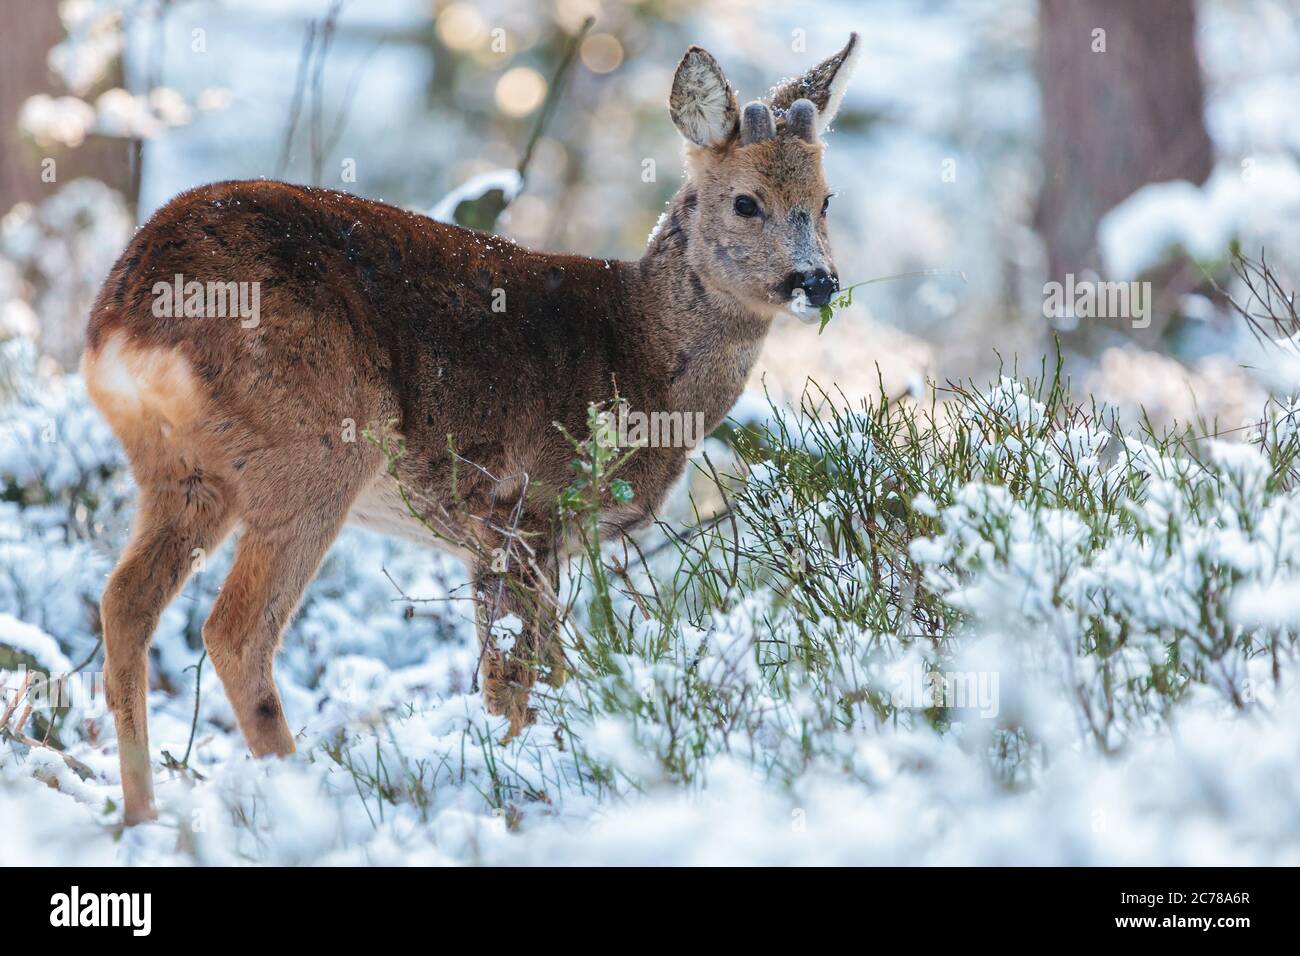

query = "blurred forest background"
[2,0,1299,425]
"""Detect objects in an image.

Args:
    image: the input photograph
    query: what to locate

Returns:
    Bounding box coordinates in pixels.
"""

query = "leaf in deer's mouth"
[817,285,852,333]
[814,270,968,333]
[818,304,835,333]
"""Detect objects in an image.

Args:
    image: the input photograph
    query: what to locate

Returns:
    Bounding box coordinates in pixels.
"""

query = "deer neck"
[629,183,773,426]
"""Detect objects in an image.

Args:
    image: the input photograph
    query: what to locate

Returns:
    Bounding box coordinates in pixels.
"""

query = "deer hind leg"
[101,478,235,825]
[473,544,562,738]
[202,464,377,757]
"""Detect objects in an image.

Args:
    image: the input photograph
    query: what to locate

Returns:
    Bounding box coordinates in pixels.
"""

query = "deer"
[82,34,860,824]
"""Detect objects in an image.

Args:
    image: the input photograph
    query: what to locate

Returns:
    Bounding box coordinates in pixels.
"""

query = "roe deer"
[83,34,860,824]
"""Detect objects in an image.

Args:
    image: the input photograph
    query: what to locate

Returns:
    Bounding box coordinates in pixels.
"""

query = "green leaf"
[451,187,511,232]
[610,479,634,504]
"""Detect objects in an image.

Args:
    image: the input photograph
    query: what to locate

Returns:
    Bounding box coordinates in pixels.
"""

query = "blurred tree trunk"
[0,0,134,215]
[1036,0,1212,345]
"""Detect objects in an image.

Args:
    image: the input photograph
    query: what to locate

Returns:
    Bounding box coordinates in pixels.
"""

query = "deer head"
[666,34,860,315]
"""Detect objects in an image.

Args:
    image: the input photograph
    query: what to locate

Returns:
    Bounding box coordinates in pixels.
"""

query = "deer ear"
[669,46,739,148]
[768,32,861,134]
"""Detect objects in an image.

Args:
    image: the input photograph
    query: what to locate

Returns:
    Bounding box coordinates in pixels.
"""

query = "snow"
[17,95,97,148]
[1099,159,1300,278]
[0,614,73,673]
[429,169,523,224]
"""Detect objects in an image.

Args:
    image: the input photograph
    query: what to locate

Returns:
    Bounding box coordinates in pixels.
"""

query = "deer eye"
[821,194,832,217]
[733,195,759,218]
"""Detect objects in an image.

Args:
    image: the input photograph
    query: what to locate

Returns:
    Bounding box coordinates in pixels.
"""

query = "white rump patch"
[85,332,144,402]
[82,331,203,429]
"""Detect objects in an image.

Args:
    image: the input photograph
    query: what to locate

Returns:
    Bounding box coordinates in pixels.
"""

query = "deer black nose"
[793,269,838,307]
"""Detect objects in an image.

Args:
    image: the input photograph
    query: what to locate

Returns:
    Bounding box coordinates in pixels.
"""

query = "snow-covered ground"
[3,334,1300,864]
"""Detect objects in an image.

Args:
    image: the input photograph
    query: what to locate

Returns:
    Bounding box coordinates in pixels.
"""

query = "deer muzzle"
[788,268,839,307]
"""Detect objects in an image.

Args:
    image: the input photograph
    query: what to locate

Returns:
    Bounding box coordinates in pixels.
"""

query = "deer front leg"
[472,549,562,738]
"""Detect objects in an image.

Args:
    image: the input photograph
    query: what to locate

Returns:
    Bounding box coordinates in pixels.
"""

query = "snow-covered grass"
[3,321,1300,865]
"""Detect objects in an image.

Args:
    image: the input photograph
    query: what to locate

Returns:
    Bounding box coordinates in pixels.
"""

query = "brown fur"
[83,36,858,824]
